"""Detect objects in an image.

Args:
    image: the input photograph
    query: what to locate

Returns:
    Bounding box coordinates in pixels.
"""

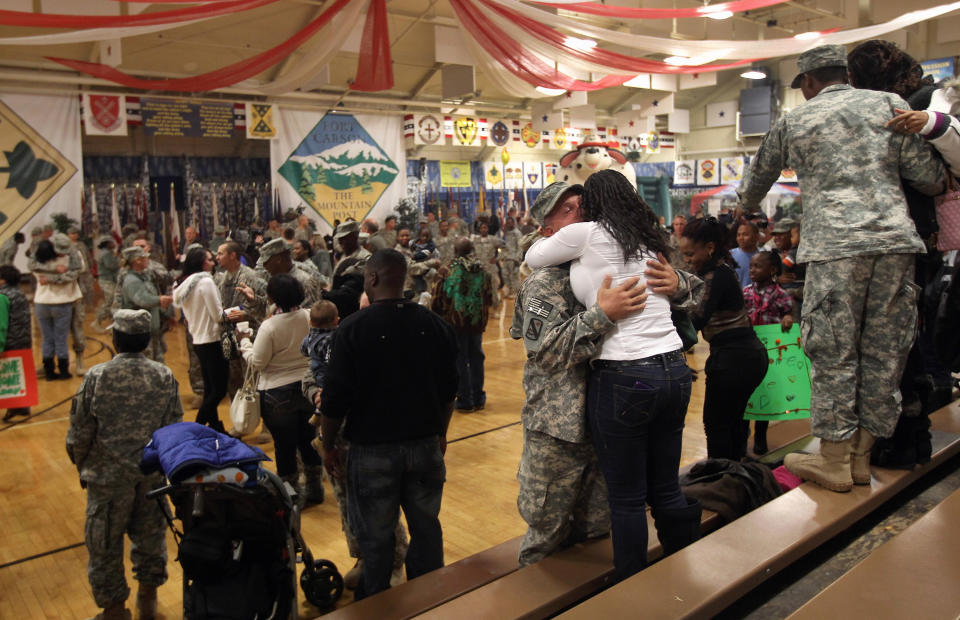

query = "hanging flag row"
[79,93,280,139]
[482,160,562,190]
[674,156,759,186]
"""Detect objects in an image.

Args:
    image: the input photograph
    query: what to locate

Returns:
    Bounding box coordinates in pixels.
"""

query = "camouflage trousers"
[84,474,168,608]
[144,331,165,364]
[500,259,521,298]
[70,298,86,353]
[184,329,204,395]
[95,280,116,324]
[484,264,501,307]
[802,254,919,441]
[517,429,610,566]
[327,432,408,566]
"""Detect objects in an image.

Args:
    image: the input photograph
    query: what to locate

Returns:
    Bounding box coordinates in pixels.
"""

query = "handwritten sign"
[0,350,38,409]
[744,324,811,422]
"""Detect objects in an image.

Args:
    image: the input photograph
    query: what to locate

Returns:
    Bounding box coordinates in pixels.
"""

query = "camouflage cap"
[791,44,847,89]
[52,233,72,253]
[334,220,361,239]
[214,224,227,234]
[771,217,798,233]
[122,245,147,261]
[259,237,291,261]
[108,308,151,334]
[30,226,42,235]
[530,182,581,224]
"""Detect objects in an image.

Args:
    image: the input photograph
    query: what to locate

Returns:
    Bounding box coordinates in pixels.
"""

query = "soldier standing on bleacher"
[739,44,946,492]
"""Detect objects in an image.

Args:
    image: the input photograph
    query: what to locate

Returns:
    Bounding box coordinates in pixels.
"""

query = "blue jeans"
[347,436,445,599]
[587,353,692,581]
[35,303,73,358]
[259,382,321,477]
[455,331,485,408]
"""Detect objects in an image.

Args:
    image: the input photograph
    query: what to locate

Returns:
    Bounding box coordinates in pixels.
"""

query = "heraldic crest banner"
[273,111,405,232]
[0,94,82,270]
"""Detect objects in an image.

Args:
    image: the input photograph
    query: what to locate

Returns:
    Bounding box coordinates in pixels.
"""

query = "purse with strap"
[936,174,960,252]
[229,364,261,436]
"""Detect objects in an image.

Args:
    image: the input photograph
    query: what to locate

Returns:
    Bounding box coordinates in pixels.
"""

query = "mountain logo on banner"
[277,113,398,227]
[417,115,442,145]
[490,121,510,146]
[247,104,277,139]
[89,95,123,133]
[455,118,478,145]
[0,101,77,238]
[521,123,539,148]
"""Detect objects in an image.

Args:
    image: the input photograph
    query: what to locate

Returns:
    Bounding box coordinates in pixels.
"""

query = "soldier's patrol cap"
[334,220,361,239]
[791,44,847,89]
[122,245,147,260]
[52,233,72,254]
[67,225,80,234]
[108,309,151,334]
[214,224,227,234]
[259,237,291,261]
[771,217,798,233]
[30,226,42,235]
[530,182,583,225]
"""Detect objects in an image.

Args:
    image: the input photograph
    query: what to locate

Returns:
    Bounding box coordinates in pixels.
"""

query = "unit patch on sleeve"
[525,318,543,341]
[527,297,554,319]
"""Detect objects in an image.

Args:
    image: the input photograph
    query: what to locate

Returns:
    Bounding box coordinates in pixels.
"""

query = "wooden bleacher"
[556,402,960,620]
[325,419,812,620]
[786,486,960,619]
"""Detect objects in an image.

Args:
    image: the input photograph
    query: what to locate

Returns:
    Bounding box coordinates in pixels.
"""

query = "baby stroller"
[142,422,343,618]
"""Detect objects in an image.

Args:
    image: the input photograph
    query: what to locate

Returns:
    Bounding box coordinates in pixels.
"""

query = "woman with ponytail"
[525,169,700,581]
[679,217,768,460]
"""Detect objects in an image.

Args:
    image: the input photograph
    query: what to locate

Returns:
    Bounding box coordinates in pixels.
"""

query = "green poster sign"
[744,324,812,422]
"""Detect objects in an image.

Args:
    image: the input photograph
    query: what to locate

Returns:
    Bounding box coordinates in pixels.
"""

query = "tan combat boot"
[784,438,854,492]
[850,428,877,485]
[136,584,158,620]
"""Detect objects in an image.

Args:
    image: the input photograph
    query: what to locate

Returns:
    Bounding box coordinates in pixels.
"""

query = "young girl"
[742,251,797,454]
[680,217,769,461]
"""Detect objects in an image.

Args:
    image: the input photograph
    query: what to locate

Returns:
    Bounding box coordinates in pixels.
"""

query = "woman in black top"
[680,218,768,460]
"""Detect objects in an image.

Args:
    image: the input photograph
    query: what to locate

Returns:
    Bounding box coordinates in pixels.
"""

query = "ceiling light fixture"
[535,86,567,96]
[664,56,692,66]
[564,36,597,51]
[740,69,767,79]
[794,31,822,40]
[704,10,733,19]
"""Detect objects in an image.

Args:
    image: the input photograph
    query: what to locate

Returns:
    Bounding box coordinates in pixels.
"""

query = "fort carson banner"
[0,94,82,271]
[272,110,406,233]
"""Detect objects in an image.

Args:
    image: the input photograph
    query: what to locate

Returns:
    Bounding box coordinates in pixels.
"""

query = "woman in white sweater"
[31,235,82,380]
[239,273,324,504]
[173,247,227,433]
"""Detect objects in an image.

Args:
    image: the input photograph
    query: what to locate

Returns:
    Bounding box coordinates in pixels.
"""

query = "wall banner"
[272,111,405,232]
[439,161,473,188]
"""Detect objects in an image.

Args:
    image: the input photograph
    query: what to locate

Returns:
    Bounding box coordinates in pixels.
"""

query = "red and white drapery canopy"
[2,0,959,94]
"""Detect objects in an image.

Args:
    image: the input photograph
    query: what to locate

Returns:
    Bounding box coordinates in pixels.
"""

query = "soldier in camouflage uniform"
[321,221,371,319]
[739,45,946,492]
[0,232,23,266]
[511,183,701,565]
[66,227,94,374]
[66,309,183,620]
[215,240,267,399]
[120,247,173,363]
[256,238,326,311]
[499,216,522,298]
[434,220,456,265]
[472,222,505,307]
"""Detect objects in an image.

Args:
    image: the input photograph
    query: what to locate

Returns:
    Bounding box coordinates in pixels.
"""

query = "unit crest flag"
[415,114,443,145]
[440,161,472,187]
[0,95,81,272]
[484,160,505,189]
[83,93,127,136]
[489,119,510,146]
[520,122,540,149]
[523,161,543,188]
[246,103,278,139]
[544,163,558,184]
[272,111,405,233]
[454,117,479,146]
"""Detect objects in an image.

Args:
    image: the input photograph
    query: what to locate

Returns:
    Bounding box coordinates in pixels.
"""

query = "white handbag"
[229,365,261,436]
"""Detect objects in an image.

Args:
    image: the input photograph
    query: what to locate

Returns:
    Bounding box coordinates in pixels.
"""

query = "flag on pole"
[88,186,99,236]
[169,182,181,256]
[110,185,123,245]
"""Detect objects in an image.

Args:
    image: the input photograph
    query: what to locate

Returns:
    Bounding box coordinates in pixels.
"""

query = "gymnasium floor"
[0,297,714,618]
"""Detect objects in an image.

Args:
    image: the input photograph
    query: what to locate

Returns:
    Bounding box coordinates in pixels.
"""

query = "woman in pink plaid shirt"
[743,251,797,454]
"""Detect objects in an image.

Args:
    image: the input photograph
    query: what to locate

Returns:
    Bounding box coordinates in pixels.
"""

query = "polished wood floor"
[0,295,725,619]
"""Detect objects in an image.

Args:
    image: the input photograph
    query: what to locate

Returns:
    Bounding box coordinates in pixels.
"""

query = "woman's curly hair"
[847,40,929,99]
[580,169,669,261]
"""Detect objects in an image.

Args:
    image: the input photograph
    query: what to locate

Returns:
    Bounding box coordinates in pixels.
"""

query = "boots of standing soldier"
[42,358,58,381]
[304,464,325,506]
[135,583,158,620]
[850,428,877,485]
[652,496,703,557]
[89,601,131,620]
[784,437,853,492]
[753,421,769,455]
[56,356,72,380]
[75,352,87,376]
